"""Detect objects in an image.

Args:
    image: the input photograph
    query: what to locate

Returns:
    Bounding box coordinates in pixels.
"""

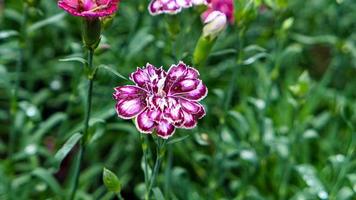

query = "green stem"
[116,192,124,200]
[164,146,172,199]
[224,30,244,112]
[9,3,28,156]
[329,118,355,199]
[145,139,166,200]
[69,49,95,200]
[140,134,149,198]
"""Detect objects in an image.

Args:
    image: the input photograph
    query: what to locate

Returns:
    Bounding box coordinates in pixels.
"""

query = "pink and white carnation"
[113,62,208,139]
[149,0,209,15]
[58,0,119,18]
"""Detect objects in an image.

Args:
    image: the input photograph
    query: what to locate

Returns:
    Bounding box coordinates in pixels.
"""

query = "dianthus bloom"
[58,0,119,17]
[149,0,209,15]
[202,0,234,24]
[113,62,208,139]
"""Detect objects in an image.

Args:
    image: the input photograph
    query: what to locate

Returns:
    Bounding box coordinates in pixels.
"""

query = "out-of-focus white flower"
[202,11,227,38]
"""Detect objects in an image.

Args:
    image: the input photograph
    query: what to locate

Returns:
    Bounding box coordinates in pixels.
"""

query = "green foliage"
[103,168,122,194]
[0,0,355,199]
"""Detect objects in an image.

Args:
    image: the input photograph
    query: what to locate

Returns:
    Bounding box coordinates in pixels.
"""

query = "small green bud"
[82,18,101,50]
[103,168,122,193]
[193,35,216,67]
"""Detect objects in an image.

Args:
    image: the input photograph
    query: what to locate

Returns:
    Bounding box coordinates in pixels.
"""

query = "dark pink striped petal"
[115,98,146,119]
[180,98,201,114]
[177,81,208,101]
[185,67,199,79]
[167,62,187,80]
[164,105,183,123]
[181,110,197,128]
[170,79,200,94]
[58,0,119,18]
[130,68,150,88]
[156,119,175,139]
[135,109,155,133]
[113,86,146,100]
[195,105,206,119]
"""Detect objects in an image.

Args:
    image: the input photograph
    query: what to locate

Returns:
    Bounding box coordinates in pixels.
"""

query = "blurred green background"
[0,0,355,199]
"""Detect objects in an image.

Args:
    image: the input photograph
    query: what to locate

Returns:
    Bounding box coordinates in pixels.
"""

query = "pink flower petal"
[174,80,208,101]
[170,79,200,94]
[163,104,183,124]
[130,68,151,88]
[113,85,146,100]
[115,98,146,119]
[156,119,176,139]
[181,110,197,128]
[179,98,201,114]
[135,109,155,133]
[58,0,119,18]
[195,104,206,119]
[167,62,187,80]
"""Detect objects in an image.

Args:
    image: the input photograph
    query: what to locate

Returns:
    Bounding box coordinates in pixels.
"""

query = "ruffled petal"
[115,98,146,119]
[195,104,206,119]
[130,64,166,91]
[179,98,201,114]
[174,81,208,101]
[58,0,119,17]
[166,62,187,80]
[130,67,151,88]
[113,85,146,100]
[170,79,200,94]
[135,109,155,133]
[181,110,197,128]
[163,105,183,124]
[156,119,176,139]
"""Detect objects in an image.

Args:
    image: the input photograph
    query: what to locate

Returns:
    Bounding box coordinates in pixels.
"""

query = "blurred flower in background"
[148,0,209,15]
[58,0,119,18]
[201,0,234,24]
[113,62,207,139]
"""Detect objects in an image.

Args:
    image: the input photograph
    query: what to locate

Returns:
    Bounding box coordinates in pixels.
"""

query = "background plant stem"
[145,138,166,200]
[9,3,28,156]
[69,49,94,200]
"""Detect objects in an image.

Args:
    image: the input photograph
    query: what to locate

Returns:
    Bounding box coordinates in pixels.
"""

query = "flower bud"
[82,18,101,50]
[193,36,216,67]
[202,11,227,39]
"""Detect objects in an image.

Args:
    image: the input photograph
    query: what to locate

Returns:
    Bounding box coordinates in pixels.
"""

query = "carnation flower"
[149,0,209,15]
[202,0,234,24]
[113,62,208,139]
[58,0,119,18]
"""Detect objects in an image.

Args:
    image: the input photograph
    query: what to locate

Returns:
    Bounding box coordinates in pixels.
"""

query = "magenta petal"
[170,79,200,94]
[130,68,150,88]
[167,62,187,80]
[195,105,206,119]
[115,98,146,119]
[177,81,208,101]
[180,98,201,114]
[164,105,183,123]
[58,0,119,18]
[156,119,175,139]
[113,85,146,100]
[135,109,155,133]
[185,67,199,79]
[181,110,197,128]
